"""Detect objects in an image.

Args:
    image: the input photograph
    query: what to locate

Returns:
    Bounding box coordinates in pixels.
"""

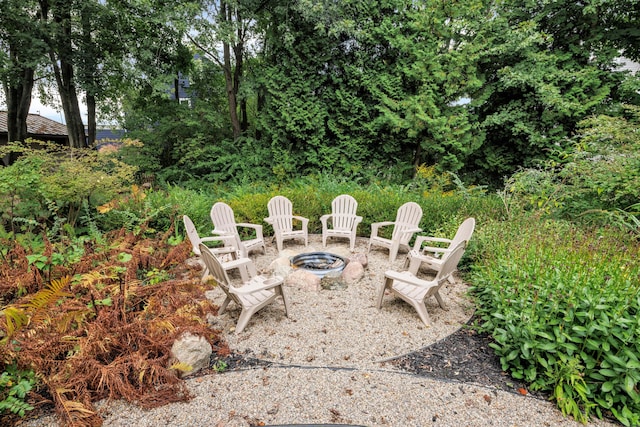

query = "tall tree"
[38,0,87,148]
[0,0,47,146]
[33,0,199,148]
[465,0,640,186]
[253,0,486,177]
[189,0,257,140]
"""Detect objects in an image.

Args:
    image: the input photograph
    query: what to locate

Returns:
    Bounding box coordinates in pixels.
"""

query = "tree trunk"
[3,42,35,164]
[234,8,247,133]
[81,6,96,147]
[5,68,34,144]
[86,92,96,147]
[221,1,241,140]
[42,0,87,148]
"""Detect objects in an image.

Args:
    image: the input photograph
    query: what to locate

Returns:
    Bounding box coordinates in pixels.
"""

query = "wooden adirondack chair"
[264,196,309,252]
[199,243,289,333]
[320,194,363,251]
[377,242,466,326]
[368,202,423,262]
[405,217,475,283]
[183,215,255,281]
[210,202,265,257]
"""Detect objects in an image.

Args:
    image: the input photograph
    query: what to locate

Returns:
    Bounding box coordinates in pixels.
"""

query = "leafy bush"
[0,140,137,238]
[501,105,640,232]
[469,216,640,425]
[0,364,36,418]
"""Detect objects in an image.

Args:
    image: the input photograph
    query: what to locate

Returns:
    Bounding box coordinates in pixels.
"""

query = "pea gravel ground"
[22,235,619,427]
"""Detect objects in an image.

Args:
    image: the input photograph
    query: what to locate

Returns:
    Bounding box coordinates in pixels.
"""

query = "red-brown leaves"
[0,229,224,426]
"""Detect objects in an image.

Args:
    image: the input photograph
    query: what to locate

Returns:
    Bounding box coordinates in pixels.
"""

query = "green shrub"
[0,364,36,418]
[0,140,137,238]
[470,216,640,425]
[501,105,640,233]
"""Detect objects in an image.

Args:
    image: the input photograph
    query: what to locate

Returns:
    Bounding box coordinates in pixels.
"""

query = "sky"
[29,97,71,124]
[1,94,87,125]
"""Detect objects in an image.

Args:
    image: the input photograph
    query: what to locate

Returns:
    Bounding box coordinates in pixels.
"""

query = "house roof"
[0,111,68,136]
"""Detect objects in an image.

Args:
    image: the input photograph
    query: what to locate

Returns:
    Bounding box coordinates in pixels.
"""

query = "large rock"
[342,260,365,284]
[321,271,347,290]
[348,253,368,268]
[286,269,321,291]
[268,256,294,277]
[170,332,212,377]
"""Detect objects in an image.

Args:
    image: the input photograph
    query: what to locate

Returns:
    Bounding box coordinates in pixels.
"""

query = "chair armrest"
[202,235,237,247]
[418,245,451,257]
[293,216,309,228]
[319,214,330,227]
[370,221,394,236]
[232,275,284,294]
[412,236,452,251]
[351,215,363,231]
[399,227,422,239]
[384,270,437,288]
[211,230,236,239]
[236,223,264,239]
[221,256,253,270]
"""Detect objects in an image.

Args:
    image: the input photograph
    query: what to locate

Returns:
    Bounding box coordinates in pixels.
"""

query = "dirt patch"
[383,317,538,395]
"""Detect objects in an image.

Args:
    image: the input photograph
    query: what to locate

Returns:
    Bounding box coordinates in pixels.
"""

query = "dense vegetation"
[2,0,639,186]
[1,1,640,426]
[0,108,639,426]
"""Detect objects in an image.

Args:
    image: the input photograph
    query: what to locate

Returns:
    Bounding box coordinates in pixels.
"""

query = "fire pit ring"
[290,252,348,278]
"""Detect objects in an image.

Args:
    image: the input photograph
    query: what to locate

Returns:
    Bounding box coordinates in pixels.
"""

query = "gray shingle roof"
[0,111,68,136]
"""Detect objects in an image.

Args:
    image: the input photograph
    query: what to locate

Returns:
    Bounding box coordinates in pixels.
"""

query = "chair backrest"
[183,215,202,255]
[267,196,294,233]
[210,202,238,235]
[199,243,238,303]
[435,241,466,283]
[392,202,423,245]
[331,194,358,230]
[451,218,476,249]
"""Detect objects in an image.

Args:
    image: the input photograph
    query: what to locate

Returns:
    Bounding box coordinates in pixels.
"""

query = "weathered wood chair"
[210,202,265,257]
[199,243,289,333]
[264,196,309,252]
[405,217,475,283]
[368,201,423,261]
[377,242,466,326]
[183,215,255,281]
[320,194,363,251]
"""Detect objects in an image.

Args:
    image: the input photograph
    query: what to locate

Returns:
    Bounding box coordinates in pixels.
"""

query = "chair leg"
[200,266,209,282]
[278,286,290,316]
[219,296,232,314]
[433,291,448,310]
[238,266,249,282]
[235,308,257,333]
[407,256,422,275]
[388,245,399,262]
[412,302,432,327]
[376,277,392,309]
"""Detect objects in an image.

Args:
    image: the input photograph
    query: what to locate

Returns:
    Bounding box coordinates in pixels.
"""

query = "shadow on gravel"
[209,316,543,398]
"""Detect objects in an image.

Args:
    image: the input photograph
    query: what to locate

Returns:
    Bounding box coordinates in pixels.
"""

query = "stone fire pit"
[289,252,348,278]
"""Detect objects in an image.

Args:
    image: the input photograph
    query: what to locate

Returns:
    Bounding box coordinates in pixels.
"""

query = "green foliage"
[465,1,640,186]
[0,364,36,418]
[0,141,137,237]
[470,217,640,425]
[499,105,640,233]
